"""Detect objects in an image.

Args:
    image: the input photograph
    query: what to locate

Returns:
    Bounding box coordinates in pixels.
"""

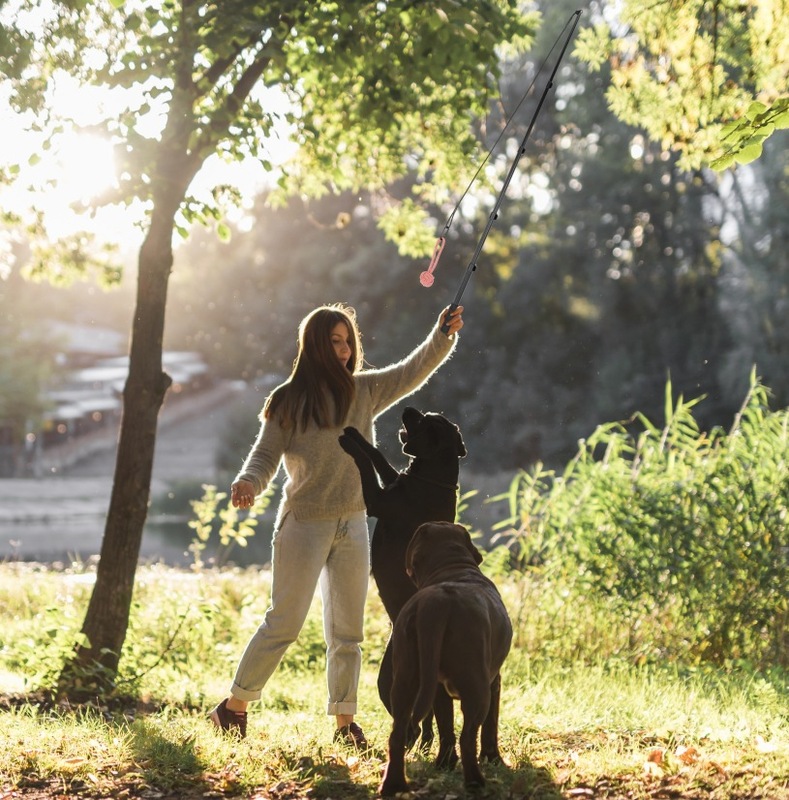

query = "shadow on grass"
[291,754,372,800]
[130,718,206,790]
[364,753,561,800]
[2,692,562,800]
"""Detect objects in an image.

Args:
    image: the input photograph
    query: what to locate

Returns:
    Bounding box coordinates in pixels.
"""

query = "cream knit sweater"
[235,320,457,523]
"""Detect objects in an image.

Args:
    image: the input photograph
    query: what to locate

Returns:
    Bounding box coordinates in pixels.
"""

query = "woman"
[210,303,464,747]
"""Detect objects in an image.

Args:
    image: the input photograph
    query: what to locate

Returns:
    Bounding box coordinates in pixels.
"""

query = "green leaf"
[663,377,674,425]
[745,101,768,121]
[216,222,231,242]
[735,141,764,165]
[719,119,744,139]
[772,109,789,129]
[710,151,737,171]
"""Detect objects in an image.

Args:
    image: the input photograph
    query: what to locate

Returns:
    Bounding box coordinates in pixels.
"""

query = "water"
[1,515,186,565]
[0,488,275,567]
[0,382,277,567]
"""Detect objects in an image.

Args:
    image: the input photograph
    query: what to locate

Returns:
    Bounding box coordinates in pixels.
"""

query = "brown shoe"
[209,698,247,739]
[334,721,368,750]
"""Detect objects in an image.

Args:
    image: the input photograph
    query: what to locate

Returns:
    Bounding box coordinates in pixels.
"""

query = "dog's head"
[399,407,467,460]
[406,521,483,587]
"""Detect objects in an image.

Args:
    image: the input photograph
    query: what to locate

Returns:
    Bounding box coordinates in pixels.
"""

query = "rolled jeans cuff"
[230,683,262,703]
[327,700,357,715]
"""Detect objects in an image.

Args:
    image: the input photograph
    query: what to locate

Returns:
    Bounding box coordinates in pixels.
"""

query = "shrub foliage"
[499,371,789,668]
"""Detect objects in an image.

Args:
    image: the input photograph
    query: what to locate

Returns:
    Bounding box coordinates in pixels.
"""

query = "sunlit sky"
[1,57,561,281]
[0,72,297,265]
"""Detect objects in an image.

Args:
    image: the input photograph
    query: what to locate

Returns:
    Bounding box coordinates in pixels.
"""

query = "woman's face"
[330,322,353,368]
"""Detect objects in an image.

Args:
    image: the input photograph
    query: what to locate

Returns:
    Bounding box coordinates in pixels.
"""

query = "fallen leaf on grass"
[647,748,665,764]
[509,772,533,794]
[57,756,88,767]
[675,745,700,764]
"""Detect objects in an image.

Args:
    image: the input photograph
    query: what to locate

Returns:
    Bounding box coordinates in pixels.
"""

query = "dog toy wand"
[439,9,582,334]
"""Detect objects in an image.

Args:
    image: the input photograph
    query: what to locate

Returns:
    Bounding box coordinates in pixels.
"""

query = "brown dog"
[380,522,513,796]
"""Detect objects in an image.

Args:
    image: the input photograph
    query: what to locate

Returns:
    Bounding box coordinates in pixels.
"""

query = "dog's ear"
[461,525,483,564]
[405,521,439,581]
[434,415,466,458]
[405,540,419,580]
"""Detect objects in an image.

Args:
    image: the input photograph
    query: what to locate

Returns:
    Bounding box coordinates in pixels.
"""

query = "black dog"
[339,406,466,763]
[380,521,512,796]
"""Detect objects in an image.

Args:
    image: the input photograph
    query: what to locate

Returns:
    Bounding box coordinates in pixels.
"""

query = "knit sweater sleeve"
[233,415,289,497]
[362,320,457,417]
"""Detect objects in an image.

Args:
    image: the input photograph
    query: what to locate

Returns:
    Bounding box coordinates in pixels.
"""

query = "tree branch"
[192,18,293,158]
[198,9,294,93]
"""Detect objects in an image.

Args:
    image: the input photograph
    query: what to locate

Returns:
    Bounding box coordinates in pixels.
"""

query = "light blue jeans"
[230,510,370,715]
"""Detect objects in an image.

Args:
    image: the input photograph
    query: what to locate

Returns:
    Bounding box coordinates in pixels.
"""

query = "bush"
[499,372,789,668]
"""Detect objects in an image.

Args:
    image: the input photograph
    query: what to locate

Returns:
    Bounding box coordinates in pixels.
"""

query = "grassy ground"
[0,563,787,799]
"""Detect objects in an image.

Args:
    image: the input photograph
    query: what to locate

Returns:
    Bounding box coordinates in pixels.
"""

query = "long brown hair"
[263,304,363,430]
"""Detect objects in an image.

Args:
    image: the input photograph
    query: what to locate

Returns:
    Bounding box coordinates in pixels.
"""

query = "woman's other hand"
[231,479,256,509]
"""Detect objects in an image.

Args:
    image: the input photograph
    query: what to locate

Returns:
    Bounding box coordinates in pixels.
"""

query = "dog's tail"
[411,591,451,724]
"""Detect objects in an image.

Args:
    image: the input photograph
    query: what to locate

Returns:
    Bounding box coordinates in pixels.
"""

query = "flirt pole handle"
[440,9,582,336]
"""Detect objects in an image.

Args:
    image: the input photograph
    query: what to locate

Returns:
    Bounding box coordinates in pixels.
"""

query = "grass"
[0,562,787,799]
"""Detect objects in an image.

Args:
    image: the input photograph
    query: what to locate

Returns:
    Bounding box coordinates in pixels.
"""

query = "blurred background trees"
[2,0,788,481]
[5,64,789,478]
[157,0,789,473]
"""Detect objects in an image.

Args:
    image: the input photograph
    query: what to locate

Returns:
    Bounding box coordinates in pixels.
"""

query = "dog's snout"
[401,407,424,427]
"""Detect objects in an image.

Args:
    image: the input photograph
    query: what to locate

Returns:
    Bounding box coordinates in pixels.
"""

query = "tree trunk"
[53,5,271,695]
[58,201,180,695]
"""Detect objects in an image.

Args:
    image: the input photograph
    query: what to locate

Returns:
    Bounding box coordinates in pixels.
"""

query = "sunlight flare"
[55,131,117,205]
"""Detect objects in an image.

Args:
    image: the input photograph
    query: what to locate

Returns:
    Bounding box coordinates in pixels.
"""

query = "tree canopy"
[575,0,789,170]
[1,0,538,267]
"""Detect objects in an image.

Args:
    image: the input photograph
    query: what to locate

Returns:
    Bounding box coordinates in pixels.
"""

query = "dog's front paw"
[379,776,409,798]
[480,747,506,765]
[343,426,368,444]
[340,426,369,454]
[339,430,363,457]
[436,743,459,770]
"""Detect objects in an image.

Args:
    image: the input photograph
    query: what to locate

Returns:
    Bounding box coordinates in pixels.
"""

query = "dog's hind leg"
[460,687,488,787]
[432,686,458,769]
[387,635,434,755]
[456,673,493,787]
[380,642,420,796]
[458,713,485,788]
[378,717,408,797]
[480,672,505,764]
[380,715,411,797]
[381,639,435,754]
